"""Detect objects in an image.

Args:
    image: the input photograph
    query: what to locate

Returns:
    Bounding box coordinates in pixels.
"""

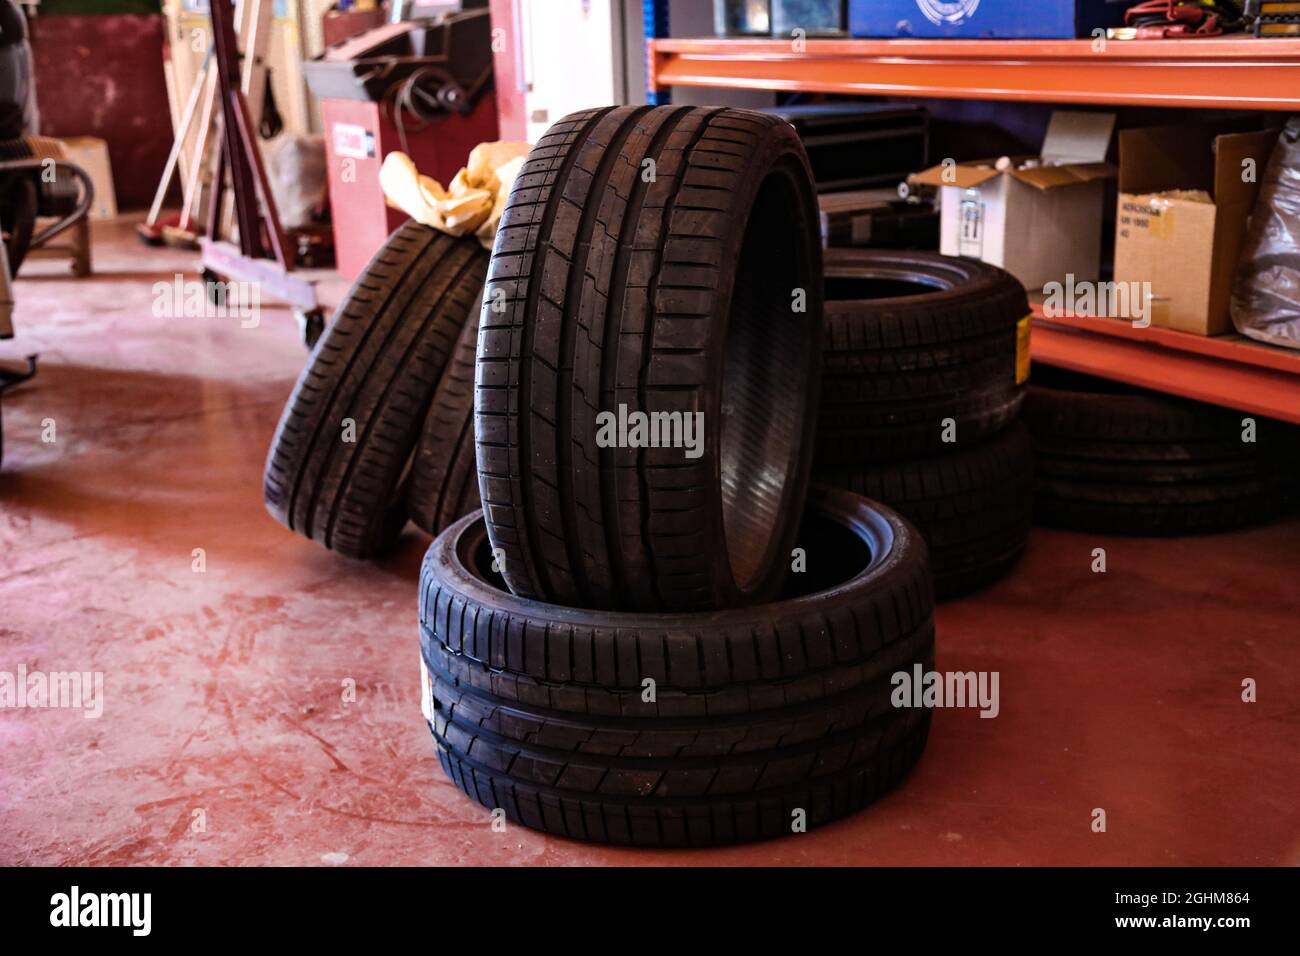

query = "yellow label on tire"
[1015,315,1032,384]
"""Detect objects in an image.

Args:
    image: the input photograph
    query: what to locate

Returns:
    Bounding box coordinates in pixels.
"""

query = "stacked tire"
[813,250,1034,599]
[419,106,936,846]
[420,490,934,847]
[1025,367,1300,535]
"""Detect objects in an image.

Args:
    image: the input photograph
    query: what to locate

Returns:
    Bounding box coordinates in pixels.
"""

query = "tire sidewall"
[701,123,825,607]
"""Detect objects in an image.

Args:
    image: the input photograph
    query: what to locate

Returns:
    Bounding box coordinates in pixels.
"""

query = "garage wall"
[29,12,172,209]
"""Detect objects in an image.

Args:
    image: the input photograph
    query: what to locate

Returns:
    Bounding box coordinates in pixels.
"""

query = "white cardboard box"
[911,111,1116,291]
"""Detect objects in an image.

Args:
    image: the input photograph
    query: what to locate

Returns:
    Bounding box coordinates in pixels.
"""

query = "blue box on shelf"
[849,0,1130,39]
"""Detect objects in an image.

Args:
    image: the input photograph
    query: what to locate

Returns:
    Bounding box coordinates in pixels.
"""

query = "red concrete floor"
[1,219,1297,867]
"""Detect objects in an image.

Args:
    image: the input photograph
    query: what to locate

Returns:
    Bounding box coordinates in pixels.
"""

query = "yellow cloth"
[379,141,531,250]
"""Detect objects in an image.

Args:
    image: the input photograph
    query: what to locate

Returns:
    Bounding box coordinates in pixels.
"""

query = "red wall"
[29,14,173,210]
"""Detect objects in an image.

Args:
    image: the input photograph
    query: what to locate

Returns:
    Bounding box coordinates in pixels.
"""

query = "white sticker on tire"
[420,655,433,722]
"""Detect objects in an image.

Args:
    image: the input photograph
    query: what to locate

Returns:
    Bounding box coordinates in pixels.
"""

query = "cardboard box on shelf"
[1114,124,1279,337]
[911,111,1115,291]
[57,137,117,220]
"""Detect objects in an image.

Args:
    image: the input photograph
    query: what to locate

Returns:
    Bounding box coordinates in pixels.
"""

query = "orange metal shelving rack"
[647,36,1300,424]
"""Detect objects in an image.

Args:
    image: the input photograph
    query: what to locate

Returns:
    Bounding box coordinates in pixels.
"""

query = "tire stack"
[263,220,487,558]
[813,250,1035,599]
[418,106,936,847]
[1025,367,1300,534]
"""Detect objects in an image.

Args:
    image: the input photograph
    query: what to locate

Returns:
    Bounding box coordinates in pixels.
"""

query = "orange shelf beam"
[649,37,1300,110]
[1030,307,1300,376]
[1031,313,1300,425]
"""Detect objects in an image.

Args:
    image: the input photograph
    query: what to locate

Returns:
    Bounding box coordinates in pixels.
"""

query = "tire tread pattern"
[264,222,488,557]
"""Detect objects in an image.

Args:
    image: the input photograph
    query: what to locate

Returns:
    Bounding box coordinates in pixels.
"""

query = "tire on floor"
[817,249,1029,466]
[818,424,1033,599]
[418,489,934,848]
[263,221,488,558]
[476,105,824,612]
[1025,367,1300,535]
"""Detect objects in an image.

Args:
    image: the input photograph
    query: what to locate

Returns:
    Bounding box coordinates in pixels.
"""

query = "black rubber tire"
[818,424,1033,600]
[1025,368,1300,535]
[263,221,488,558]
[407,306,481,536]
[418,488,933,848]
[477,105,824,613]
[817,249,1029,466]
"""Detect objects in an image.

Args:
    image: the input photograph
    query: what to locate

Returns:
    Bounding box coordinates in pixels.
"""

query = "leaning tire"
[818,424,1033,600]
[418,489,933,848]
[407,307,482,536]
[477,105,824,612]
[264,221,488,558]
[1025,368,1300,535]
[817,249,1029,466]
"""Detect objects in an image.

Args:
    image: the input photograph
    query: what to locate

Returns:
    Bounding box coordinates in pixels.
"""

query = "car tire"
[817,249,1029,466]
[476,105,824,612]
[263,221,487,558]
[418,488,934,847]
[407,307,482,536]
[818,424,1033,600]
[1025,368,1300,535]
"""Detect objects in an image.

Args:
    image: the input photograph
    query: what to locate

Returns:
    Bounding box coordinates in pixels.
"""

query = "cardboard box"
[849,0,1129,39]
[57,137,117,220]
[911,111,1115,290]
[1114,124,1278,336]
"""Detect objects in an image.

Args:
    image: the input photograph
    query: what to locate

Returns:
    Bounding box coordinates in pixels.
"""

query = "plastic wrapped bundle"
[269,134,328,231]
[1232,118,1300,350]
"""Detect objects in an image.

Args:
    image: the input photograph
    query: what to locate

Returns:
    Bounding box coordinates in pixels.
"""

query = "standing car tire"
[476,105,824,612]
[817,249,1029,466]
[1025,367,1300,535]
[264,221,488,558]
[419,489,934,848]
